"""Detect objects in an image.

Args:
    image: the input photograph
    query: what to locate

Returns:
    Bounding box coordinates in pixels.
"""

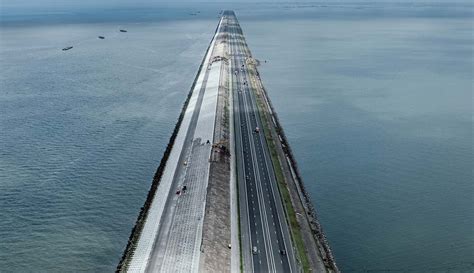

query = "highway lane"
[226,10,296,273]
[229,15,266,272]
[237,46,289,273]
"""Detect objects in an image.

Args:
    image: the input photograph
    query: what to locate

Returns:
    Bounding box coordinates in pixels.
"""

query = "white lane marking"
[240,60,276,273]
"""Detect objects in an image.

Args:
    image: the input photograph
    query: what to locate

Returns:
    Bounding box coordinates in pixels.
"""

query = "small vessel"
[119,29,127,32]
[98,36,105,39]
[62,46,73,51]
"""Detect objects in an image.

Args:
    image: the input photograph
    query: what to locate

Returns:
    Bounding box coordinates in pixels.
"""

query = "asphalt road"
[225,10,297,273]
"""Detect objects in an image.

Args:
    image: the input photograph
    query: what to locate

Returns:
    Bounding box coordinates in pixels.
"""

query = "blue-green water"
[1,2,472,272]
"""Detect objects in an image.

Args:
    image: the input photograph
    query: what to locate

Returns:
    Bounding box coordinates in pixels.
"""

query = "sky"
[2,0,467,8]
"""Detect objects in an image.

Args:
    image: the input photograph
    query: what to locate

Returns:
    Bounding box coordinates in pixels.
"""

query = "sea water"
[1,2,472,272]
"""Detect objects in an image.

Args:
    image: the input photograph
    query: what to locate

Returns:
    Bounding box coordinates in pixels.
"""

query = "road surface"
[226,10,297,273]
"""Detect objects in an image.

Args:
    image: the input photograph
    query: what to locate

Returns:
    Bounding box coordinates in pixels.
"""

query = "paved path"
[145,47,222,273]
[127,17,223,273]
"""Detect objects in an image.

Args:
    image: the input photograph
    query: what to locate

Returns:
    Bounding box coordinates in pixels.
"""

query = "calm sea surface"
[1,2,472,272]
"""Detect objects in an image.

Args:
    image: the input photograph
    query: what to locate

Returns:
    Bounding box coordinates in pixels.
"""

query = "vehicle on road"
[254,127,260,133]
[252,246,257,255]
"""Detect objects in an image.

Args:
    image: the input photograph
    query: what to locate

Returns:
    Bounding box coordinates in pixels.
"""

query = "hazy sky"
[2,0,462,9]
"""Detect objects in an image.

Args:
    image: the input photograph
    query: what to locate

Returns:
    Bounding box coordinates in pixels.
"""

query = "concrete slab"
[127,17,223,273]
